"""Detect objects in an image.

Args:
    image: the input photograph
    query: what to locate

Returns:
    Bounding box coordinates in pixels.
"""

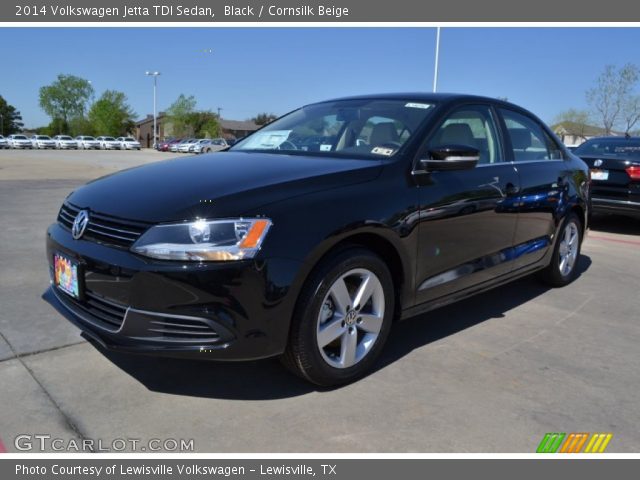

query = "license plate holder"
[590,169,609,181]
[53,253,83,300]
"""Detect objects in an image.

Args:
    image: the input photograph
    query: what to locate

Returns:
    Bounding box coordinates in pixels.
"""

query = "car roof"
[313,92,518,108]
[583,136,640,141]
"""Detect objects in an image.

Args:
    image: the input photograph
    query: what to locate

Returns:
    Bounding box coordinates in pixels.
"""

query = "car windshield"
[574,138,640,158]
[37,136,50,140]
[231,99,436,158]
[124,137,135,141]
[104,137,115,141]
[85,136,96,140]
[60,136,72,140]
[15,135,27,140]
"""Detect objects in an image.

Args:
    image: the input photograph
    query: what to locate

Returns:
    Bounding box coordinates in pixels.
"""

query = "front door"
[414,104,520,305]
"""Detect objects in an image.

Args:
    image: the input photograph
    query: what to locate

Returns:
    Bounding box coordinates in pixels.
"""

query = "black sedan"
[572,136,640,219]
[45,93,590,386]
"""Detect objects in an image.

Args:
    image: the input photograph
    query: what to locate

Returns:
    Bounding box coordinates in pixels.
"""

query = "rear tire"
[538,212,582,287]
[281,248,394,386]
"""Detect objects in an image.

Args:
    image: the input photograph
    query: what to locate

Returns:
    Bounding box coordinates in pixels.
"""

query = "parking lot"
[0,148,639,453]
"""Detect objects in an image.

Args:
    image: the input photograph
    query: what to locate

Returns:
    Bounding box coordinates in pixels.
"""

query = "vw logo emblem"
[594,159,603,167]
[71,210,90,240]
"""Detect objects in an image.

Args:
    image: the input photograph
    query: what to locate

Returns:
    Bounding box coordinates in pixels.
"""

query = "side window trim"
[498,107,565,163]
[418,103,506,166]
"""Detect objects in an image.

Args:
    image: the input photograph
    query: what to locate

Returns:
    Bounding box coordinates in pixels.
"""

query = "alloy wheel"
[316,268,385,369]
[558,221,579,276]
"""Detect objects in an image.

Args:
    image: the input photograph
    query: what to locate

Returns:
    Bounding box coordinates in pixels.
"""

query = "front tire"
[282,248,395,386]
[538,212,582,287]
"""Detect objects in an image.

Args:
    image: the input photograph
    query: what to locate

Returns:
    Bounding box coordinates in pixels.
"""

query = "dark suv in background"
[45,93,590,386]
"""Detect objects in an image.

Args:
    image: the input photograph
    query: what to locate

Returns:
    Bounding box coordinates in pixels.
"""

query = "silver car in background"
[96,136,121,150]
[76,136,101,149]
[0,135,7,149]
[116,136,142,150]
[7,134,32,149]
[31,135,56,149]
[194,138,229,153]
[177,138,198,153]
[53,135,78,149]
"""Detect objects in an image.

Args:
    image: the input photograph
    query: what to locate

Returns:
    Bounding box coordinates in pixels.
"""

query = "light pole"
[145,71,161,148]
[433,27,441,93]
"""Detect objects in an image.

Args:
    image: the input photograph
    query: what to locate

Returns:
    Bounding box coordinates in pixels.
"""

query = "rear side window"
[500,109,563,161]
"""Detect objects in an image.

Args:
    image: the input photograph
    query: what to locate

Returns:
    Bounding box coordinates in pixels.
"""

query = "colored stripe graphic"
[537,433,566,453]
[537,433,613,453]
[0,437,7,453]
[585,433,613,453]
[560,433,589,453]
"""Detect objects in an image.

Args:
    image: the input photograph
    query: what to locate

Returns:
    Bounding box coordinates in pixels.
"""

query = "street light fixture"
[145,71,161,148]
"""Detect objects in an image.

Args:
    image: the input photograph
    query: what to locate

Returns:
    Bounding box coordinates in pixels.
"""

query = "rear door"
[498,108,567,270]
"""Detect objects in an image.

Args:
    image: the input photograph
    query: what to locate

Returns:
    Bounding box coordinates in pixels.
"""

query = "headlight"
[131,218,272,261]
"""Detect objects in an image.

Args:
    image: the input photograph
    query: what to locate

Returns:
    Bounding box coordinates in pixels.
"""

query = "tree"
[586,64,639,135]
[621,94,640,135]
[88,90,136,136]
[187,111,220,138]
[252,113,277,126]
[553,109,591,141]
[165,94,197,137]
[0,95,24,135]
[39,74,94,130]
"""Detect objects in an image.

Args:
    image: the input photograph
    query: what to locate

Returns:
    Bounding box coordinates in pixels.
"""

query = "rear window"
[574,139,640,157]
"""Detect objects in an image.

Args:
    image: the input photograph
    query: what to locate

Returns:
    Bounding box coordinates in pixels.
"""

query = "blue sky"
[1,27,639,128]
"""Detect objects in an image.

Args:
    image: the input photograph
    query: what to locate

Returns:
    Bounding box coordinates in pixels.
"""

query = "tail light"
[626,165,640,180]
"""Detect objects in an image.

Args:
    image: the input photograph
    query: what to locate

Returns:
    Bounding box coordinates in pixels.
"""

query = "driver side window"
[428,105,502,165]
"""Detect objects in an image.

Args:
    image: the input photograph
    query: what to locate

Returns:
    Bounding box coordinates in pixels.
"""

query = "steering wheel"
[277,140,298,150]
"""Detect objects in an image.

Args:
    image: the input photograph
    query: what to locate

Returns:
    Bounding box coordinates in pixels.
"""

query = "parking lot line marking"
[588,235,640,247]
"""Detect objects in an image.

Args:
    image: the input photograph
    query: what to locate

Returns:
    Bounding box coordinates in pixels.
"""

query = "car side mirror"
[420,144,480,171]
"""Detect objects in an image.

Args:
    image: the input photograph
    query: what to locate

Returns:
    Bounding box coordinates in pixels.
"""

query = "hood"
[67,151,382,222]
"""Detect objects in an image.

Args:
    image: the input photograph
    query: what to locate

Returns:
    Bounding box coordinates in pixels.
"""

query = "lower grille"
[145,315,221,343]
[57,288,127,332]
[57,202,150,248]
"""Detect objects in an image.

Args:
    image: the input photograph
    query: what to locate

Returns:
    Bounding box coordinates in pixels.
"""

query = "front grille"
[58,202,150,248]
[57,288,127,332]
[146,316,221,343]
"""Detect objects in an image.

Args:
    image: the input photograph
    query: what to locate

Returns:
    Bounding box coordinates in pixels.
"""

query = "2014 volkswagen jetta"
[45,94,590,386]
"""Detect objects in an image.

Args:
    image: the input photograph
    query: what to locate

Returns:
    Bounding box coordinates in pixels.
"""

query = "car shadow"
[590,214,640,235]
[91,255,592,400]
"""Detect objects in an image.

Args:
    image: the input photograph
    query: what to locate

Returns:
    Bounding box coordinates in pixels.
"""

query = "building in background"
[135,113,259,148]
[551,121,622,147]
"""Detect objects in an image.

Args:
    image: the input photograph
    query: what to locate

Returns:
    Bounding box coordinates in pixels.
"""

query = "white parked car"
[177,138,198,153]
[96,136,121,150]
[30,135,56,149]
[53,135,78,149]
[116,136,141,150]
[76,135,101,149]
[0,135,8,149]
[7,134,32,149]
[194,138,229,153]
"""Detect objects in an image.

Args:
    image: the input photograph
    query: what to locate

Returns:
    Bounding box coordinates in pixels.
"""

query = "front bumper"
[592,197,640,218]
[45,222,302,360]
[58,143,78,149]
[12,143,31,148]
